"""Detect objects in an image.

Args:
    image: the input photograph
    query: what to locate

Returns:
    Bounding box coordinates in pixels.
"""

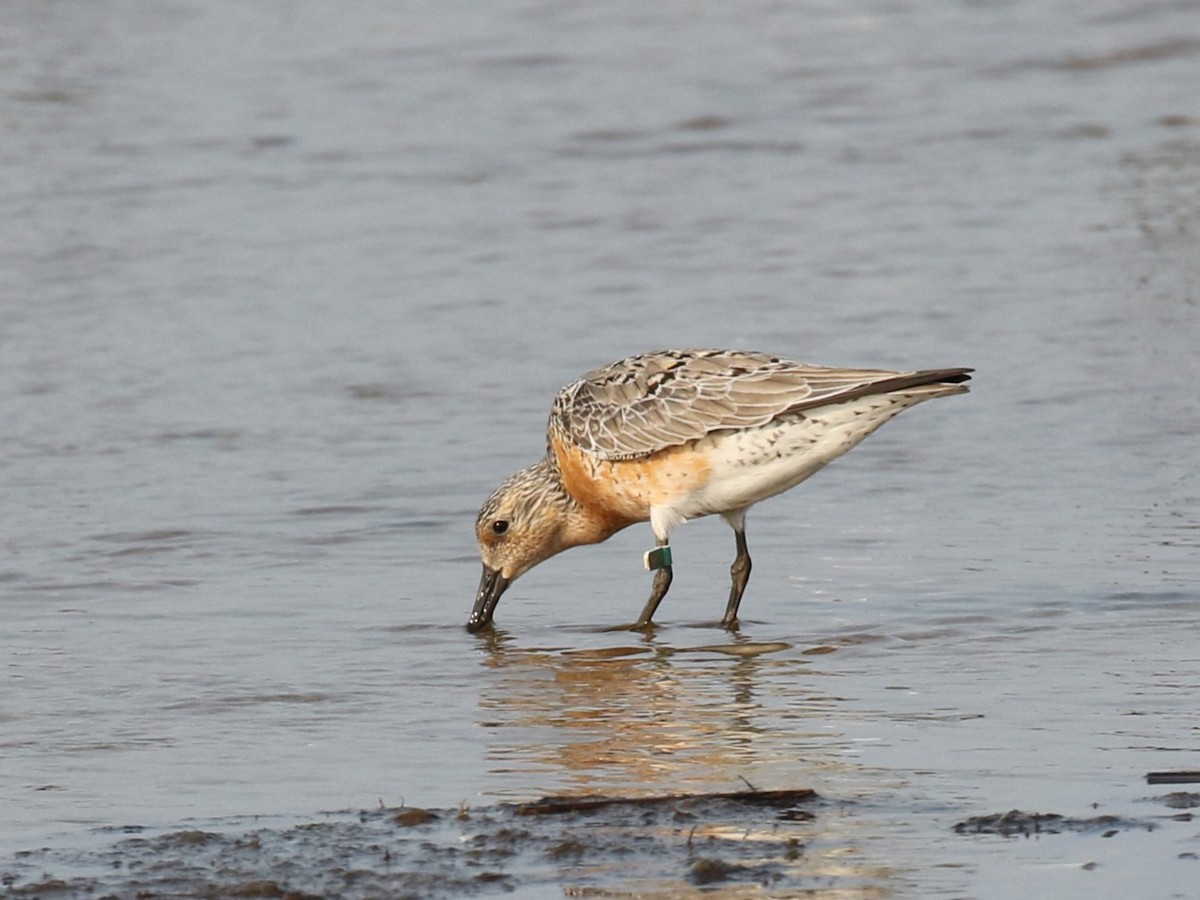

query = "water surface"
[3,0,1198,896]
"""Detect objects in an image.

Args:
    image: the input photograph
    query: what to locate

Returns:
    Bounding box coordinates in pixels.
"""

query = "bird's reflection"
[473,624,841,797]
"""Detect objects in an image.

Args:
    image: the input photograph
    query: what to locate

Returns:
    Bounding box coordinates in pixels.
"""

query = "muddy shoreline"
[5,786,1194,899]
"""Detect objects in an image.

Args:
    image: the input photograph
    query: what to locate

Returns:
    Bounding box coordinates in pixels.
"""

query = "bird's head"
[468,460,571,632]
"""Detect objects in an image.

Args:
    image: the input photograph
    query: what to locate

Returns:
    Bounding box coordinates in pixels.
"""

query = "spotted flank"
[469,349,972,633]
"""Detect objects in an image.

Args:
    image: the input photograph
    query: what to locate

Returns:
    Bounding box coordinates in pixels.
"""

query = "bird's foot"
[600,620,660,634]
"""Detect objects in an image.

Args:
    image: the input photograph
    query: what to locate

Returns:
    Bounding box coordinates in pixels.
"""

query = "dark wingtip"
[937,367,973,385]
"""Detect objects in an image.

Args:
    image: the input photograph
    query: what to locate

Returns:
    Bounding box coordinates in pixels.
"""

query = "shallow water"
[3,0,1199,896]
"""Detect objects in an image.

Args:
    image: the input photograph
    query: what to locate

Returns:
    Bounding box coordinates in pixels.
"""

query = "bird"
[469,349,971,633]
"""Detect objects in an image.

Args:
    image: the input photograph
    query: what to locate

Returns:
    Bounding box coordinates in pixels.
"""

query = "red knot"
[470,349,971,632]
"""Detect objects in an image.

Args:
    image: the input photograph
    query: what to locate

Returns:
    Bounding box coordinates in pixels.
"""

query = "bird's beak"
[468,564,510,633]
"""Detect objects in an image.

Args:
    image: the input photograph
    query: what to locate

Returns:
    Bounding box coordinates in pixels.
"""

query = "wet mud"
[4,790,828,899]
[7,787,1199,899]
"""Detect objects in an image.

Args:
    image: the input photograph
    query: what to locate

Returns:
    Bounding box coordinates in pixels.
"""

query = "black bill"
[468,564,510,632]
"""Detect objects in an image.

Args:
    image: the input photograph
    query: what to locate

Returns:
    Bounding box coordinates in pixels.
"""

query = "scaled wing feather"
[551,349,964,461]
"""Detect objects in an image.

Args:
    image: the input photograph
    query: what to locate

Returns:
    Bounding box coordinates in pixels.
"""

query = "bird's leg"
[633,543,673,629]
[722,521,751,630]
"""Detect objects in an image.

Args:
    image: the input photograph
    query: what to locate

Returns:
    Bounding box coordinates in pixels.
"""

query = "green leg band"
[643,545,672,571]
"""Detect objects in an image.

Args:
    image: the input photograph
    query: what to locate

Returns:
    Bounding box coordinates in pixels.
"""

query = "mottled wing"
[551,349,970,460]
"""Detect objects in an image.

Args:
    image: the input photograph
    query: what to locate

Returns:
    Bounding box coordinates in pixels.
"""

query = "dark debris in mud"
[1154,791,1200,810]
[1,790,833,899]
[516,787,817,816]
[1147,770,1200,785]
[953,809,1155,838]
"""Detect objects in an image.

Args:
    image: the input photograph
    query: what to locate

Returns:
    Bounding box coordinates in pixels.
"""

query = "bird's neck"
[542,453,635,549]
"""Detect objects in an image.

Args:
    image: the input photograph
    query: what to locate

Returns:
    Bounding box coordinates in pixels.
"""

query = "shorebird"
[469,349,971,632]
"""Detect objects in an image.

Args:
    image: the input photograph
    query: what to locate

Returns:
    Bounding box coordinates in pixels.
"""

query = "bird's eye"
[491,520,509,535]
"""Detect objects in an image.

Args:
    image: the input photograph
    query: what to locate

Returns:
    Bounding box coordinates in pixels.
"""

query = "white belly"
[670,392,934,520]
